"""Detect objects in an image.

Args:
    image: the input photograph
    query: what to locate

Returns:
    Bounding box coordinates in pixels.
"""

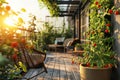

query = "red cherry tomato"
[11,42,18,48]
[114,10,119,15]
[86,63,90,67]
[95,1,99,5]
[12,53,18,60]
[106,23,111,27]
[108,9,113,14]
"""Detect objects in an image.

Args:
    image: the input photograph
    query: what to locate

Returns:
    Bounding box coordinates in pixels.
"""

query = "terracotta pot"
[80,64,112,80]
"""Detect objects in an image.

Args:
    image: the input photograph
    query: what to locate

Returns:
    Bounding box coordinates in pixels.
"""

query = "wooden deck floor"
[22,52,80,80]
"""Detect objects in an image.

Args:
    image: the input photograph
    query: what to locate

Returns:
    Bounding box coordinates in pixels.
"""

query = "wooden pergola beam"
[56,1,80,4]
[58,14,73,16]
[58,11,74,13]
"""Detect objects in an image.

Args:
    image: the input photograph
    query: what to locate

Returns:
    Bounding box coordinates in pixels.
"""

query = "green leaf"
[18,62,27,72]
[0,54,9,66]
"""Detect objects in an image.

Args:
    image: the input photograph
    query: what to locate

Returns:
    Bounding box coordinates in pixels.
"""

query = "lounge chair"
[48,37,81,53]
[63,38,81,53]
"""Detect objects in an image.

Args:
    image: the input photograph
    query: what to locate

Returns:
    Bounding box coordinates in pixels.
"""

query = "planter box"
[80,64,112,80]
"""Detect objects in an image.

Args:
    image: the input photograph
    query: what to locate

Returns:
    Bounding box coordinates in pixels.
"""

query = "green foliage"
[75,43,84,50]
[37,22,73,50]
[0,1,27,79]
[38,0,59,16]
[0,55,25,80]
[75,43,82,48]
[62,26,73,38]
[18,62,27,72]
[80,0,117,68]
[37,22,60,50]
[0,64,23,80]
[0,54,9,66]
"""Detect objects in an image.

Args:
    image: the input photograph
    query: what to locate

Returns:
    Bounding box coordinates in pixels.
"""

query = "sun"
[5,17,14,26]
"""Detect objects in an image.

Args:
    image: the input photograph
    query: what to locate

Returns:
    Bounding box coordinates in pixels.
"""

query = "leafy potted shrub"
[79,0,117,80]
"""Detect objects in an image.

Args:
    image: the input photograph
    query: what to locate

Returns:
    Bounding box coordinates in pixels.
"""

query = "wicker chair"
[18,43,47,80]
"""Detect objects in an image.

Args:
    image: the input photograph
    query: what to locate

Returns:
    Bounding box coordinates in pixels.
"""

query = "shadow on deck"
[22,52,80,80]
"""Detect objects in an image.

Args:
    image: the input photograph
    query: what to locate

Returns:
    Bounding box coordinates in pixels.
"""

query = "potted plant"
[79,0,117,80]
[74,43,83,51]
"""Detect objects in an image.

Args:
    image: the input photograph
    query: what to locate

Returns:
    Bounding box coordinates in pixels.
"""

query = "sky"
[6,0,50,21]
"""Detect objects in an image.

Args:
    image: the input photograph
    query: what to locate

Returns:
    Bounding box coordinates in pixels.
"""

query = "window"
[80,9,89,40]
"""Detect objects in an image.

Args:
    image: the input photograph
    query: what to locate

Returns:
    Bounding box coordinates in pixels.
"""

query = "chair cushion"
[54,37,65,44]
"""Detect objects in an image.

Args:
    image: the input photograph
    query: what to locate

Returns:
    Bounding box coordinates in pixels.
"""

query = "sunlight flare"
[5,17,15,26]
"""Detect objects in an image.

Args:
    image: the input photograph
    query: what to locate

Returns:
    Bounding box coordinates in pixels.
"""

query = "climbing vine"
[79,0,118,68]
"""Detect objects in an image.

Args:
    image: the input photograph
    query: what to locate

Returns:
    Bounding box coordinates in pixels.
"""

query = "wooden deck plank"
[52,52,60,80]
[67,58,80,80]
[72,65,80,80]
[22,69,34,80]
[59,57,67,80]
[52,58,60,80]
[22,52,81,80]
[64,58,76,80]
[43,57,56,80]
[36,58,51,80]
[30,69,39,80]
[36,57,50,80]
